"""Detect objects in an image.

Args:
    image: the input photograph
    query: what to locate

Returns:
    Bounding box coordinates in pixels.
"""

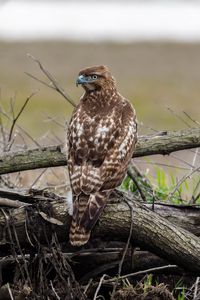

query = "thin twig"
[183,111,200,126]
[8,91,38,143]
[0,108,41,147]
[0,108,6,148]
[127,166,147,202]
[29,168,47,189]
[7,283,14,300]
[104,264,177,284]
[168,166,200,200]
[50,280,60,300]
[166,106,192,128]
[191,149,199,172]
[93,274,107,300]
[17,123,41,148]
[193,192,200,203]
[0,198,28,208]
[42,112,65,128]
[193,277,199,300]
[26,53,76,107]
[171,153,195,169]
[84,278,93,295]
[24,210,35,247]
[25,72,53,89]
[136,159,190,171]
[111,200,134,298]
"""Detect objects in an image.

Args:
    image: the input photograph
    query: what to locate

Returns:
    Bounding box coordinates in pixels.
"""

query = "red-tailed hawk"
[67,65,137,246]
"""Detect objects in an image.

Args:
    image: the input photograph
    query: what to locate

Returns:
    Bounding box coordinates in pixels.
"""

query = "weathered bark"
[0,189,200,273]
[1,187,200,236]
[0,127,200,174]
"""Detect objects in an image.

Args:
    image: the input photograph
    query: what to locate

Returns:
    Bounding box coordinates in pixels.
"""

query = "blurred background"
[0,0,199,199]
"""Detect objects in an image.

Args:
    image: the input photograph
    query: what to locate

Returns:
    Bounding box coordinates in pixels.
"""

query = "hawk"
[67,65,137,246]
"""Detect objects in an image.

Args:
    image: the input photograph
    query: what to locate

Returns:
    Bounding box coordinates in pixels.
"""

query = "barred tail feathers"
[69,191,110,246]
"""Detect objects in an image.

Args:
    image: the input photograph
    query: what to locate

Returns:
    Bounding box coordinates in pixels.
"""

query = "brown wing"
[100,101,137,190]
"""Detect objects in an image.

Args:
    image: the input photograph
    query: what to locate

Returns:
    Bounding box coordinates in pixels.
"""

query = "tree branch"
[0,189,200,273]
[26,53,76,108]
[0,127,200,175]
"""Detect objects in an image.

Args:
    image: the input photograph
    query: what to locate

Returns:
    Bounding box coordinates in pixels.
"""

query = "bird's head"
[76,65,116,92]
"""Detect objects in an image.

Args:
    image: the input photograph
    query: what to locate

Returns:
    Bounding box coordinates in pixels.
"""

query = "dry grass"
[0,41,200,139]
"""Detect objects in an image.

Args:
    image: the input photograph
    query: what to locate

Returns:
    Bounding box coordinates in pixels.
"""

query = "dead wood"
[0,189,200,273]
[0,127,200,174]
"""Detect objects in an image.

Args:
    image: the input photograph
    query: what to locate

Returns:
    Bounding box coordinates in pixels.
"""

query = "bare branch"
[0,189,200,272]
[0,108,41,148]
[7,91,38,143]
[111,201,134,296]
[93,274,107,300]
[104,264,178,284]
[168,165,200,200]
[0,198,27,208]
[166,106,192,128]
[26,53,76,108]
[127,166,147,202]
[1,127,200,175]
[183,111,200,127]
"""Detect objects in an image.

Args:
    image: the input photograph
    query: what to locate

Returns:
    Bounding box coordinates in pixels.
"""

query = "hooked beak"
[76,74,87,87]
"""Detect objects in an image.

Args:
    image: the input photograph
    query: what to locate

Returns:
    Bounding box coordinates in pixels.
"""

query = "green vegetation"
[121,167,200,204]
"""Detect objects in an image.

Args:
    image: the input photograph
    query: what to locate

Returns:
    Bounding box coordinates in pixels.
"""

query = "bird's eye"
[92,75,98,80]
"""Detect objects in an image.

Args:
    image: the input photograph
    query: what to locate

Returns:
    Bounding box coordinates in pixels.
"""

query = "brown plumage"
[67,65,137,246]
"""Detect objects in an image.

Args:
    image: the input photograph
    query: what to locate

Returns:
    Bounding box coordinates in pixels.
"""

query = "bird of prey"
[67,65,137,246]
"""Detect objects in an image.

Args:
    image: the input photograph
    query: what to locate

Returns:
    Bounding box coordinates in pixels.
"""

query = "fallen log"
[0,127,200,174]
[0,189,200,273]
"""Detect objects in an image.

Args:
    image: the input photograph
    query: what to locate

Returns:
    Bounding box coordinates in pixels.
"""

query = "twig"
[193,192,200,203]
[166,106,192,128]
[138,121,158,133]
[8,91,38,143]
[127,166,147,202]
[29,168,47,189]
[111,200,134,297]
[93,274,107,300]
[104,264,177,284]
[7,283,14,300]
[10,93,16,120]
[0,108,41,147]
[0,198,28,208]
[1,127,200,175]
[26,53,76,108]
[193,277,199,300]
[42,112,65,128]
[171,153,195,169]
[50,280,60,300]
[183,111,200,126]
[168,165,200,200]
[136,159,190,171]
[0,108,6,148]
[191,149,199,172]
[11,214,33,288]
[16,124,41,148]
[84,278,93,295]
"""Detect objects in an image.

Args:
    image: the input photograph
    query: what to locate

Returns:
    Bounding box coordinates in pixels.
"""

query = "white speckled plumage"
[67,65,137,246]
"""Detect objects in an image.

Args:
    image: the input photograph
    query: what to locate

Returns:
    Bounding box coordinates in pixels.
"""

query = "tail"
[69,191,110,246]
[69,194,91,246]
[69,224,91,247]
